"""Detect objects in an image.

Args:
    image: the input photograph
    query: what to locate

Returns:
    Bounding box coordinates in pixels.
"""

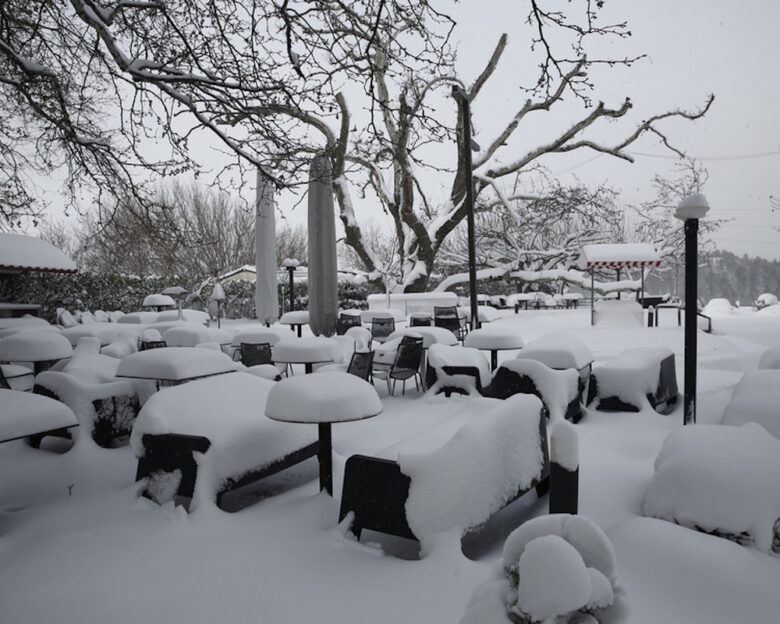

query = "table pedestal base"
[318,422,333,495]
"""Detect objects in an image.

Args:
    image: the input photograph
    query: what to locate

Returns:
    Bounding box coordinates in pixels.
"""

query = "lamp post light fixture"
[451,84,480,332]
[210,282,226,329]
[675,193,710,425]
[281,258,300,313]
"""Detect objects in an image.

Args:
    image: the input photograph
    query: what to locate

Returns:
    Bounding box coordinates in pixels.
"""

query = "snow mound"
[495,359,579,421]
[758,347,780,370]
[462,514,617,624]
[426,343,491,395]
[702,298,735,316]
[592,300,643,327]
[399,394,545,547]
[644,423,780,552]
[757,303,780,316]
[722,370,780,439]
[755,293,778,308]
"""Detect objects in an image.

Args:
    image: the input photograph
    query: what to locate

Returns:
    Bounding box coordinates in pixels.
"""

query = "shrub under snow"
[460,514,618,624]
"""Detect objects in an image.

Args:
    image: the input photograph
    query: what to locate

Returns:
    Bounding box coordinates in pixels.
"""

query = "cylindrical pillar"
[683,219,699,425]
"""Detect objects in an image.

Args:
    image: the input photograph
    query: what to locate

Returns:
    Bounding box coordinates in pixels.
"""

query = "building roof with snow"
[0,233,77,274]
[577,243,660,270]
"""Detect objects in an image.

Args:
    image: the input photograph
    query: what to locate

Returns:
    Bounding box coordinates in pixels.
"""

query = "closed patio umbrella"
[307,154,338,336]
[255,167,279,326]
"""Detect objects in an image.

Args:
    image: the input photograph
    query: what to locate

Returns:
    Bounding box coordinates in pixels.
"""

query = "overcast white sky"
[446,0,780,259]
[38,1,780,260]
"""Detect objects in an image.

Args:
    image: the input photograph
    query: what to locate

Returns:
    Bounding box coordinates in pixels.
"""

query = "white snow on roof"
[577,243,659,268]
[0,233,77,273]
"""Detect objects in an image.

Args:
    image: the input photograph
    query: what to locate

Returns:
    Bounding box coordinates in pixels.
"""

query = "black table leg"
[296,324,302,338]
[318,422,333,495]
[305,362,313,374]
[491,349,498,371]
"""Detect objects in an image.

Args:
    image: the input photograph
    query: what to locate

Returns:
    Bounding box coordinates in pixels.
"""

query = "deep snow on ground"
[1,308,779,623]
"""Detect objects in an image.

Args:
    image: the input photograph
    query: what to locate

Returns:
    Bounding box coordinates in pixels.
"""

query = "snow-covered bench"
[588,346,678,414]
[486,360,581,422]
[338,395,550,552]
[131,372,318,510]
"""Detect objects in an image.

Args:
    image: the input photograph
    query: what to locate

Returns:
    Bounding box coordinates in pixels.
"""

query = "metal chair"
[236,342,273,367]
[336,313,362,335]
[370,317,396,344]
[433,306,467,341]
[373,340,423,395]
[346,350,375,383]
[409,315,432,327]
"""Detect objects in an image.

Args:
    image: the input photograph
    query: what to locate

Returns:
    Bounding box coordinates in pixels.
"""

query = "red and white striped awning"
[577,243,660,270]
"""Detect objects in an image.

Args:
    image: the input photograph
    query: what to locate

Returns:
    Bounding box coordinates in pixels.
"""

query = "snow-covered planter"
[644,423,780,552]
[722,370,780,439]
[460,514,618,624]
[589,347,678,414]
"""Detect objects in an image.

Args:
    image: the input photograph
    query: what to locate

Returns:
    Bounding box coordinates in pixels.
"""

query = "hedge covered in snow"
[0,272,374,322]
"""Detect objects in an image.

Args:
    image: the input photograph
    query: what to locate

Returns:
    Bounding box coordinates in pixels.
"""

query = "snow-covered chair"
[33,346,140,447]
[132,372,318,510]
[644,423,780,552]
[339,394,550,553]
[424,343,491,397]
[485,359,581,422]
[588,346,678,414]
[722,370,780,439]
[0,388,78,448]
[56,307,79,328]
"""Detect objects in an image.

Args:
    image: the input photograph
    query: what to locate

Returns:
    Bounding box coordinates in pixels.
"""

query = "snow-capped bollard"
[647,305,655,327]
[550,420,579,515]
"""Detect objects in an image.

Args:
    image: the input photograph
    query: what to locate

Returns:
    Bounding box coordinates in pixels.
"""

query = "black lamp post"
[281,258,299,313]
[452,85,480,332]
[675,193,710,425]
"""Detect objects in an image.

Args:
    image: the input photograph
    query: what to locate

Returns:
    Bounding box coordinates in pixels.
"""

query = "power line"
[626,149,780,162]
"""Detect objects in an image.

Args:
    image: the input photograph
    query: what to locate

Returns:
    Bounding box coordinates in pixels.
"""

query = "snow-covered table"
[265,371,382,495]
[1,364,34,391]
[272,336,343,374]
[116,347,237,385]
[279,311,310,337]
[0,331,73,373]
[162,325,232,348]
[464,327,525,370]
[0,388,78,445]
[425,344,492,396]
[132,372,318,508]
[359,308,407,324]
[386,327,458,349]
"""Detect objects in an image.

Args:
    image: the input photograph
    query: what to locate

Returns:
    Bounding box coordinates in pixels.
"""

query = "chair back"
[347,350,375,381]
[370,317,395,342]
[434,306,465,340]
[393,340,423,373]
[409,315,431,327]
[240,342,272,367]
[139,340,167,351]
[400,335,424,347]
[336,314,362,335]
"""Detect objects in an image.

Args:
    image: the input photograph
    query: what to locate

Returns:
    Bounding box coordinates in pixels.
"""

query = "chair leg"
[387,377,392,395]
[402,380,406,395]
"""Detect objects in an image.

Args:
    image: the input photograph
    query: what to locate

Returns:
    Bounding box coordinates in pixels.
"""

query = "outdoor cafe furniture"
[424,343,491,397]
[458,305,502,325]
[372,338,424,396]
[561,293,584,309]
[722,369,780,439]
[0,364,34,391]
[464,326,525,371]
[162,325,232,348]
[370,316,396,344]
[271,336,343,374]
[386,326,458,349]
[116,346,237,387]
[279,310,310,337]
[0,331,73,374]
[360,308,406,325]
[486,359,581,422]
[515,333,594,406]
[132,372,318,509]
[433,305,467,341]
[0,388,78,448]
[142,293,176,311]
[588,346,678,414]
[0,316,52,338]
[116,311,161,324]
[338,394,549,548]
[409,313,432,327]
[156,309,210,324]
[344,326,372,351]
[336,312,362,335]
[265,371,382,495]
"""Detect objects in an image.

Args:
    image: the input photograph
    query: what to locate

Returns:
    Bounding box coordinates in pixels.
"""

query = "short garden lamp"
[162,286,188,321]
[210,282,226,329]
[675,193,710,425]
[281,258,300,313]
